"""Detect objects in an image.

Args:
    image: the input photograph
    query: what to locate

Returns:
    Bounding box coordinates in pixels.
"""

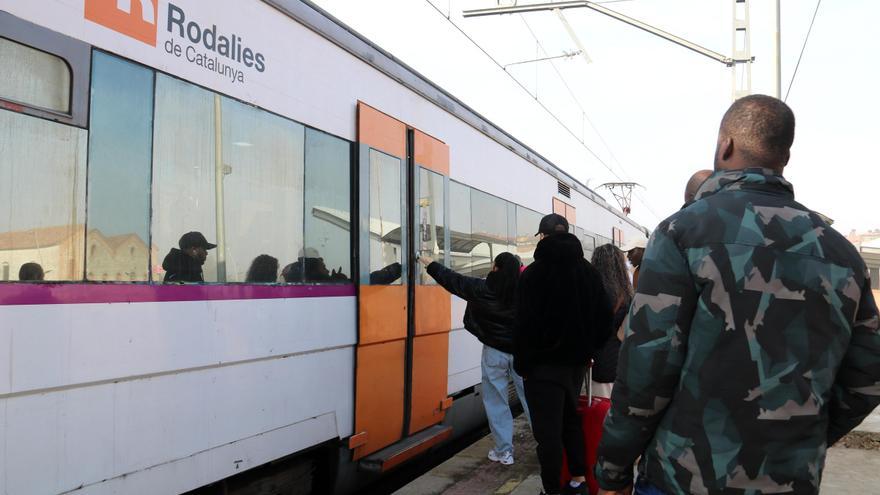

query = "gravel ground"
[837,431,880,450]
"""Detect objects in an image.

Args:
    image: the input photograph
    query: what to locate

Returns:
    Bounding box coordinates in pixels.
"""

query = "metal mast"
[599,182,641,216]
[773,0,782,98]
[732,0,753,99]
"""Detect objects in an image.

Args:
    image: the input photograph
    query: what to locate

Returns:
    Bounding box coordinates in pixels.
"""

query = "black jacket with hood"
[162,248,204,283]
[513,232,613,376]
[426,261,516,354]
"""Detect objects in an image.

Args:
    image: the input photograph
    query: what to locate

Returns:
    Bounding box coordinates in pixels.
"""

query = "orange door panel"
[565,204,577,226]
[359,285,407,345]
[353,340,406,460]
[553,197,565,215]
[408,332,450,435]
[414,130,450,176]
[358,102,406,158]
[414,285,451,336]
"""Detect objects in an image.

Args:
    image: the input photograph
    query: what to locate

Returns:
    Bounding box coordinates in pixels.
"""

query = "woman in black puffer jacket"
[589,243,633,398]
[419,252,529,466]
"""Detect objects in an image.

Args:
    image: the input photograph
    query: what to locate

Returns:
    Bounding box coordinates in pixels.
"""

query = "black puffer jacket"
[426,262,516,354]
[513,232,613,376]
[162,248,204,283]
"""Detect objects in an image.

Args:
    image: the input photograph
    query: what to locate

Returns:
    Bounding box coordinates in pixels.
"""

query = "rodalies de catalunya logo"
[85,0,267,83]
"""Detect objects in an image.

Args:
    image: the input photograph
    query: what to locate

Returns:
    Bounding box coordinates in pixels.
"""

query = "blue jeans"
[635,478,667,495]
[481,345,531,454]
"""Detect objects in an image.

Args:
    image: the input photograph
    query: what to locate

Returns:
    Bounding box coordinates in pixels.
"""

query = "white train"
[0,1,648,493]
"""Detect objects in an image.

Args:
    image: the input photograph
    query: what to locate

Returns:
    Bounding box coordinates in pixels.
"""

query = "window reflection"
[516,206,543,267]
[152,75,311,284]
[580,229,597,260]
[87,52,153,281]
[471,189,511,278]
[304,128,351,283]
[449,181,472,275]
[152,75,219,282]
[417,168,445,285]
[0,38,71,113]
[368,150,402,285]
[220,96,304,283]
[0,109,86,281]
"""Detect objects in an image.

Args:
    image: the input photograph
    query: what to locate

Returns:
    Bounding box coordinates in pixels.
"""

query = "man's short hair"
[720,95,795,168]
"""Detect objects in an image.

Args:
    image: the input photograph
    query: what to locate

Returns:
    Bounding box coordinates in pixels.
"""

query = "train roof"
[263,0,648,234]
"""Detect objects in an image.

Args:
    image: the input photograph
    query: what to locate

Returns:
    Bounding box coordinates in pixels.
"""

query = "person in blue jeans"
[420,252,530,465]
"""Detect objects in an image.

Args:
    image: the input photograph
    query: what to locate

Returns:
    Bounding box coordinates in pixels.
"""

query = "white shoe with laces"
[488,449,515,465]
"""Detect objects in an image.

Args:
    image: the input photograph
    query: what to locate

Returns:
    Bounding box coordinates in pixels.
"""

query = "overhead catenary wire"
[517,14,661,221]
[784,0,822,102]
[423,0,662,221]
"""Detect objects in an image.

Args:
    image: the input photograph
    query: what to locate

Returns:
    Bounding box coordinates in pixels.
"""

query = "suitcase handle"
[586,361,593,401]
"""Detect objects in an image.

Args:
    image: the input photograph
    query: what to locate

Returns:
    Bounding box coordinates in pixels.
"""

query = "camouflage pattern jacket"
[595,168,880,494]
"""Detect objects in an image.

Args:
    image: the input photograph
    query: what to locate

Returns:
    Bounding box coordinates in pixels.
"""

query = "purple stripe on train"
[0,283,356,306]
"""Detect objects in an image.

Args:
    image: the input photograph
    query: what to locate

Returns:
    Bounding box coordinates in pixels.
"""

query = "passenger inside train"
[18,262,44,282]
[162,231,217,283]
[245,254,280,283]
[281,247,349,283]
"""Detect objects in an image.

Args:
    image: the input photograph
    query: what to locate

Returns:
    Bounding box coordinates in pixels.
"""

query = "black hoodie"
[162,248,204,283]
[513,232,613,376]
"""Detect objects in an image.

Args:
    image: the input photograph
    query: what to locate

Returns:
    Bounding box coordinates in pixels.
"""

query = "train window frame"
[0,11,90,127]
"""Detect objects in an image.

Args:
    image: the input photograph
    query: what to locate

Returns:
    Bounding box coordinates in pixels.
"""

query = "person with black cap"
[514,213,613,495]
[162,231,216,283]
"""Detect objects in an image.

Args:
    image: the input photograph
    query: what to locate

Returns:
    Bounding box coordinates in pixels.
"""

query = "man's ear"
[781,150,791,168]
[721,137,734,161]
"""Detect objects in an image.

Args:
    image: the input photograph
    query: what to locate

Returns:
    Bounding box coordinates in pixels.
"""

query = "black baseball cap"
[179,231,217,250]
[536,213,569,236]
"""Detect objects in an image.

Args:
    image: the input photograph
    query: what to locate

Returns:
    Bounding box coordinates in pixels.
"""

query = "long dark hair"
[590,244,633,308]
[246,254,279,283]
[487,252,522,305]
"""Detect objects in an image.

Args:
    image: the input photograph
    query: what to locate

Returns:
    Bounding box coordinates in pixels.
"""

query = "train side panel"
[0,295,355,494]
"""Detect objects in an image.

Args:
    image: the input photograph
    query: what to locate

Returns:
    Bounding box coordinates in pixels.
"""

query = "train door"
[409,130,452,435]
[351,103,452,469]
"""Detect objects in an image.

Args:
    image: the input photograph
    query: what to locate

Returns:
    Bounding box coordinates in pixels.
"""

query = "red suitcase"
[561,383,612,494]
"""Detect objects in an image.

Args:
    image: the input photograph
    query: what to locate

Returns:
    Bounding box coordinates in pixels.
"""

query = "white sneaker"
[488,449,515,465]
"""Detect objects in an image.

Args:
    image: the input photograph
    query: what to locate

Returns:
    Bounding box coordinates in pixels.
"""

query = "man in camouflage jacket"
[596,95,880,495]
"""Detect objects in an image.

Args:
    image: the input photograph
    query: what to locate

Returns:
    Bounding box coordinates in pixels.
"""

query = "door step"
[359,425,453,473]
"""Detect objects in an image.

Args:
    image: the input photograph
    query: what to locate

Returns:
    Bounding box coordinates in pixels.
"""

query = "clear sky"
[312,0,879,236]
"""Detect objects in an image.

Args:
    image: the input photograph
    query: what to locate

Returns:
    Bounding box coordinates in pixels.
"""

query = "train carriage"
[0,1,647,493]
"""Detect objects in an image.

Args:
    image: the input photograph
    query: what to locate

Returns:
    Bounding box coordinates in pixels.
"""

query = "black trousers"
[524,364,588,494]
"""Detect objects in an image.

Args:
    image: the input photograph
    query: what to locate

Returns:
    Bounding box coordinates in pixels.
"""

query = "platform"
[397,409,880,494]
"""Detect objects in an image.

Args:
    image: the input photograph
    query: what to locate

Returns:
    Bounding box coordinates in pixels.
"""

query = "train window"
[515,205,543,267]
[449,181,472,275]
[471,189,511,278]
[303,128,352,283]
[582,231,597,260]
[0,37,71,113]
[507,202,517,255]
[0,108,87,281]
[596,234,613,247]
[152,75,220,282]
[219,97,304,284]
[86,52,154,282]
[368,149,402,285]
[416,168,445,285]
